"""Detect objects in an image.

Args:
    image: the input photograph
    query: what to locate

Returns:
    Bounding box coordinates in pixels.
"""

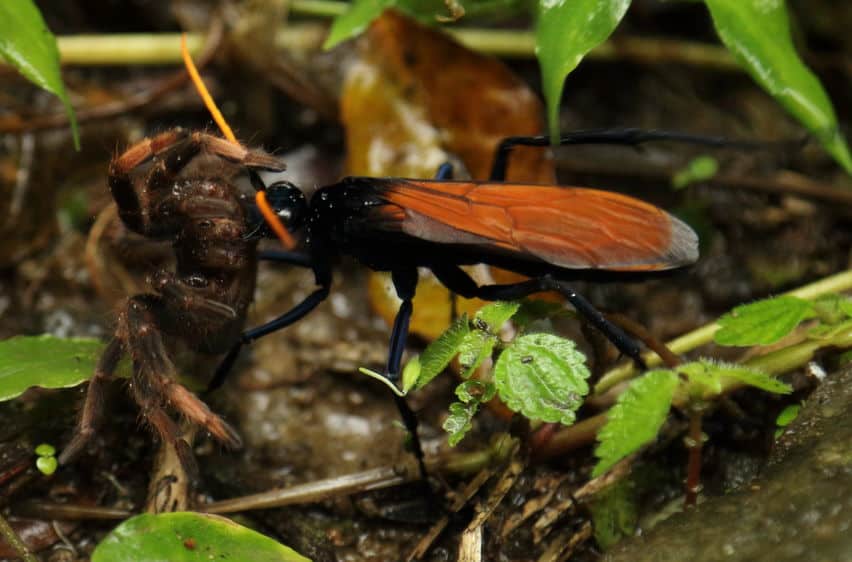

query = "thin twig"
[0,512,38,562]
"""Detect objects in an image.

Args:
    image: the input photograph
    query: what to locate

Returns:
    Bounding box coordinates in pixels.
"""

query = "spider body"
[60,128,285,470]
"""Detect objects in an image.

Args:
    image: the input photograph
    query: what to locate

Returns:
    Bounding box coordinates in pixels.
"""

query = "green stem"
[595,269,852,395]
[291,0,347,17]
[34,26,739,68]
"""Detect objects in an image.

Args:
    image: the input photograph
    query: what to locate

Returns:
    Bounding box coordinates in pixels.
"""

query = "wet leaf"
[0,0,79,148]
[443,401,479,446]
[457,330,496,378]
[92,512,310,562]
[0,335,103,402]
[593,370,678,477]
[703,0,852,173]
[493,333,589,424]
[536,0,631,143]
[715,295,814,346]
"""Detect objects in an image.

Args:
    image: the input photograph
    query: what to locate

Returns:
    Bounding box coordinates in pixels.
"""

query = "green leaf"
[413,315,470,389]
[714,295,814,346]
[671,156,719,190]
[812,294,850,326]
[36,456,57,476]
[473,301,520,333]
[839,298,852,319]
[697,359,792,394]
[324,0,395,49]
[457,331,496,378]
[703,0,852,173]
[0,0,79,149]
[493,333,589,424]
[512,299,566,327]
[92,512,311,562]
[35,443,56,457]
[593,369,678,477]
[0,335,104,402]
[456,380,496,403]
[536,0,631,142]
[443,401,479,446]
[589,479,637,550]
[775,403,800,428]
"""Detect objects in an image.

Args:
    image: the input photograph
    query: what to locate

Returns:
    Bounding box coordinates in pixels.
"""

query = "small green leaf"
[456,380,496,404]
[92,512,311,562]
[812,294,850,325]
[35,443,56,457]
[698,359,792,394]
[413,316,470,389]
[443,401,479,446]
[671,156,719,190]
[493,333,590,424]
[36,456,57,476]
[0,335,104,402]
[324,0,396,49]
[473,301,521,333]
[703,0,852,173]
[401,355,421,393]
[589,478,637,550]
[536,0,631,142]
[678,361,722,399]
[457,331,496,378]
[512,299,566,327]
[775,404,800,428]
[593,369,678,477]
[0,0,79,149]
[839,298,852,319]
[715,296,814,346]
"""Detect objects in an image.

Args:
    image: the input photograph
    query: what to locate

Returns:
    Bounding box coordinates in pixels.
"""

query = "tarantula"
[60,128,286,471]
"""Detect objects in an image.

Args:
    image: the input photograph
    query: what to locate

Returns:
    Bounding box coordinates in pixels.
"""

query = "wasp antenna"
[180,33,237,145]
[256,191,297,250]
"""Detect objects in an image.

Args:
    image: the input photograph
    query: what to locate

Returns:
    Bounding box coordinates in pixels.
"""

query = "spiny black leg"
[385,267,429,479]
[207,284,331,392]
[431,265,645,368]
[489,127,768,181]
[258,249,314,268]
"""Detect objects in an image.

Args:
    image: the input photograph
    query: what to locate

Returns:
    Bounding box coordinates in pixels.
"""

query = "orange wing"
[374,179,698,271]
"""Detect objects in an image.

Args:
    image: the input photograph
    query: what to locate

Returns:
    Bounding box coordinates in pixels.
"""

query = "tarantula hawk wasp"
[62,36,751,478]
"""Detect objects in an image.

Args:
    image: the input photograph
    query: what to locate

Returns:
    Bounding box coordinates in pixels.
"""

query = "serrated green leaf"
[0,335,104,402]
[493,333,589,424]
[473,301,520,333]
[536,0,631,142]
[715,295,814,346]
[443,401,479,446]
[678,361,722,399]
[812,294,850,325]
[457,331,496,378]
[0,0,79,149]
[698,359,791,394]
[589,478,637,550]
[92,512,310,562]
[593,369,678,477]
[703,0,852,173]
[456,380,496,404]
[413,315,470,390]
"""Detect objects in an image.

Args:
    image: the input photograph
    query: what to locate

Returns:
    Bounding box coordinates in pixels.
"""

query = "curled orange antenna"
[180,34,296,250]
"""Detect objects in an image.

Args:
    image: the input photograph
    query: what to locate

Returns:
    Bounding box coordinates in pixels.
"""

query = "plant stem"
[0,512,37,562]
[595,269,852,395]
[33,27,741,68]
